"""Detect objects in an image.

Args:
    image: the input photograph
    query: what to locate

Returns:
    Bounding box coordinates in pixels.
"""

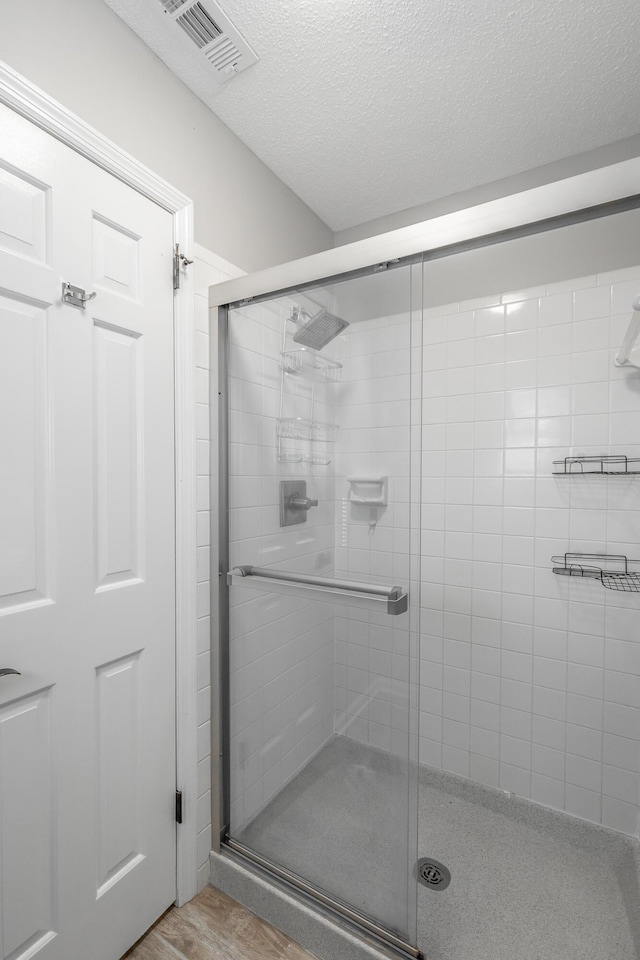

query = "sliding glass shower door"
[219,262,422,950]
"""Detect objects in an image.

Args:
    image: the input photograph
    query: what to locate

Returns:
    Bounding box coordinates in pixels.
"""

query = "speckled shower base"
[417,762,640,960]
[235,735,640,960]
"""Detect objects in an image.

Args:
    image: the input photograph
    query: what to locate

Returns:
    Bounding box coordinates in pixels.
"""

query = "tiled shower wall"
[332,313,418,755]
[226,299,337,830]
[419,264,640,837]
[194,244,244,889]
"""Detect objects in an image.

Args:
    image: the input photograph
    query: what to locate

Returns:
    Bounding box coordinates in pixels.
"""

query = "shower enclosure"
[211,166,640,960]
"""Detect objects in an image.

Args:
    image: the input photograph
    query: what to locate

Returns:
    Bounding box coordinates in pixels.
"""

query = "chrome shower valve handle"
[289,495,318,511]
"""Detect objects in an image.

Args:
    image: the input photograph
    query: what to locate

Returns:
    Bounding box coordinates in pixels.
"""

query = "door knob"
[0,668,21,677]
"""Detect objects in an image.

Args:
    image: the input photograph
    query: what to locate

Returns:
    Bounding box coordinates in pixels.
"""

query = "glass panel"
[225,262,421,943]
[418,207,640,959]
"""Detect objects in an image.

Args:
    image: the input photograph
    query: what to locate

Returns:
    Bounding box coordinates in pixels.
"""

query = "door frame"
[0,60,199,906]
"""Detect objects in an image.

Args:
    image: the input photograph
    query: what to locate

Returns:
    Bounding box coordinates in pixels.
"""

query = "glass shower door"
[220,262,422,950]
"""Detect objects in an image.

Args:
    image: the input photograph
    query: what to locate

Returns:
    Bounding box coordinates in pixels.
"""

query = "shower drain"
[416,858,451,891]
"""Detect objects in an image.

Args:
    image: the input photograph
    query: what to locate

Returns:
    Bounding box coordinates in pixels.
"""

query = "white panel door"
[0,103,176,960]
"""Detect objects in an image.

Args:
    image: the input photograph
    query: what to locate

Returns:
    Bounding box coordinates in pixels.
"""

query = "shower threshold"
[223,837,422,960]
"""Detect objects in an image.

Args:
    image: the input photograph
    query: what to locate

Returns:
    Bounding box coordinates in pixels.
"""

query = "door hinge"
[175,789,183,824]
[173,244,193,290]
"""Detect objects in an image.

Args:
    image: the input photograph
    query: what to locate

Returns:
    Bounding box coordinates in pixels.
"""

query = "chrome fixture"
[229,565,408,616]
[290,306,349,350]
[280,480,318,526]
[61,281,97,309]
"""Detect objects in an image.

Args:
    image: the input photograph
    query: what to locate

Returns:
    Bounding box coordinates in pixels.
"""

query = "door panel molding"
[0,59,199,906]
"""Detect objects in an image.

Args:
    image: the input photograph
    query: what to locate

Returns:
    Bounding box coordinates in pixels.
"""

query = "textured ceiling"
[103,0,640,231]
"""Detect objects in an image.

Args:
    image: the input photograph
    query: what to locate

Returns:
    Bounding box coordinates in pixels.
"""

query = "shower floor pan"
[214,735,640,960]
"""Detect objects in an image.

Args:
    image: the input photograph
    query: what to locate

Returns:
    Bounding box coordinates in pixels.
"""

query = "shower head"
[292,309,349,351]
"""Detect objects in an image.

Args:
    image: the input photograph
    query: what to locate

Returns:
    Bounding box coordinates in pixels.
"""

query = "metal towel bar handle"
[229,565,408,616]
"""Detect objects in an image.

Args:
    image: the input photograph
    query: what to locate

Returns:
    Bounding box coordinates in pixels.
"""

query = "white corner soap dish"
[347,476,388,506]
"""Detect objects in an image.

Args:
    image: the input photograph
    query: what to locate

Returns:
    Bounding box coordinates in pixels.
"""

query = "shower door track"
[222,836,423,960]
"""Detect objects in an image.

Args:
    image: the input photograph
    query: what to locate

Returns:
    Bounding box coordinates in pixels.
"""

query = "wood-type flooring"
[122,885,319,960]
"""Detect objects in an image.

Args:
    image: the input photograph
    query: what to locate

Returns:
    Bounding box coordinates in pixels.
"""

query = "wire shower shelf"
[552,455,640,475]
[281,349,342,382]
[551,553,640,592]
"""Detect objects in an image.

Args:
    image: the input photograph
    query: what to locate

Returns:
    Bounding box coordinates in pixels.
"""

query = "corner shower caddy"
[277,310,341,464]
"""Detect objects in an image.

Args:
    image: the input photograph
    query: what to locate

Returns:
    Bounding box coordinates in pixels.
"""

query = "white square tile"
[502,651,533,683]
[470,698,500,730]
[500,763,530,797]
[500,705,532,741]
[470,754,500,787]
[443,717,470,750]
[567,663,603,700]
[500,735,531,769]
[532,714,565,748]
[611,278,640,315]
[505,330,537,362]
[573,285,610,322]
[505,389,536,419]
[566,723,602,762]
[602,765,639,804]
[603,733,640,774]
[531,773,564,810]
[473,392,504,421]
[532,743,565,780]
[564,783,601,823]
[538,385,571,417]
[471,671,501,703]
[532,685,565,721]
[567,693,603,730]
[601,796,638,836]
[539,324,572,357]
[534,657,567,691]
[475,305,505,336]
[567,632,604,668]
[505,299,539,331]
[501,592,534,625]
[505,359,537,389]
[605,639,640,676]
[442,744,469,776]
[539,292,572,326]
[604,670,640,709]
[502,678,532,710]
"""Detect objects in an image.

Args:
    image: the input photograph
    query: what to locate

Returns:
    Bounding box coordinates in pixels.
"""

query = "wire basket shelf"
[281,349,342,382]
[552,455,640,475]
[276,417,337,442]
[552,553,640,592]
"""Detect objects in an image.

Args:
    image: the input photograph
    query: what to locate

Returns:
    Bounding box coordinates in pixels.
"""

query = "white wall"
[0,0,333,272]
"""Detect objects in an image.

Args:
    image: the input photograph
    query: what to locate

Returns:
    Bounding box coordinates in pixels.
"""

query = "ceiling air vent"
[159,0,257,83]
[177,3,222,48]
[160,0,188,13]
